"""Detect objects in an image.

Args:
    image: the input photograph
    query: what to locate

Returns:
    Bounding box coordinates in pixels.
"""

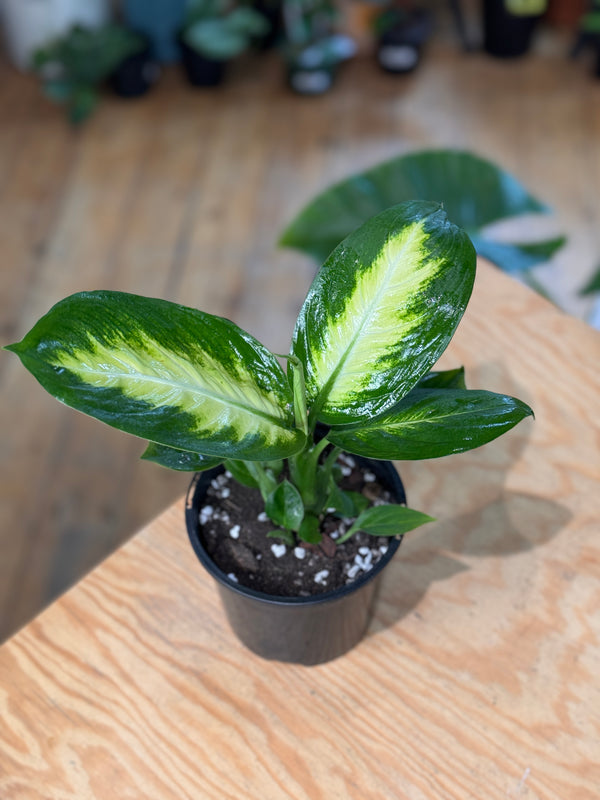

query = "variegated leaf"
[292,202,476,425]
[141,443,223,472]
[328,388,534,460]
[7,291,305,461]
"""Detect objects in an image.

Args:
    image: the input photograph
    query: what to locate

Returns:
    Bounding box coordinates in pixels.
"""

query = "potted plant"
[281,0,355,94]
[178,0,271,87]
[108,38,161,100]
[5,202,533,664]
[483,0,548,58]
[0,0,109,71]
[33,24,153,124]
[372,4,432,74]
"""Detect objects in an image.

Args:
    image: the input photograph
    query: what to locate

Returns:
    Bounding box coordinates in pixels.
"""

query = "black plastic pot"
[376,8,432,75]
[251,0,282,50]
[178,35,227,87]
[186,458,406,665]
[482,0,542,58]
[109,42,161,98]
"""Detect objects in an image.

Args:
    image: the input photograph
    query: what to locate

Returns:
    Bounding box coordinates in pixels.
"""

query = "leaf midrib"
[64,361,291,429]
[310,226,425,421]
[359,405,517,431]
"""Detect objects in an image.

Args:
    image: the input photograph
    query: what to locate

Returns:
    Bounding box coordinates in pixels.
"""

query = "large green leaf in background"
[328,388,534,460]
[292,201,476,426]
[7,292,306,461]
[279,149,564,274]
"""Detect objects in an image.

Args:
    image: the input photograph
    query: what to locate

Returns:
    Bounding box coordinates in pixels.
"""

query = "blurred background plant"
[33,24,147,123]
[280,0,355,93]
[181,0,271,61]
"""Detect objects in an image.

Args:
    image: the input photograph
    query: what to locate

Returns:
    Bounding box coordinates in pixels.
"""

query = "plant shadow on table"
[368,363,573,635]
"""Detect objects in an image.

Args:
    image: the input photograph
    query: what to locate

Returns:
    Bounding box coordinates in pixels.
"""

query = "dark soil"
[198,454,399,597]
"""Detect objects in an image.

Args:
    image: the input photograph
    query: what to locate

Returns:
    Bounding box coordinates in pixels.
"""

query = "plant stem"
[288,437,339,516]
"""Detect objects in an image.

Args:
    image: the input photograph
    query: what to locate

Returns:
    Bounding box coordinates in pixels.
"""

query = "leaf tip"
[3,341,21,355]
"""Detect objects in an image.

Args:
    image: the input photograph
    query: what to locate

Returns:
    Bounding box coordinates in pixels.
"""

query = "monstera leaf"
[280,149,565,274]
[292,202,477,426]
[7,292,305,461]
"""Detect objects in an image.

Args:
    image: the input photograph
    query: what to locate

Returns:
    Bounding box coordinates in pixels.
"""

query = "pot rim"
[185,458,405,608]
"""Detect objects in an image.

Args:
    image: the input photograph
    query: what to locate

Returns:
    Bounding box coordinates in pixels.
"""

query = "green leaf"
[416,367,466,390]
[228,7,270,36]
[579,265,600,296]
[286,354,309,436]
[6,291,305,461]
[471,235,565,274]
[279,149,563,274]
[339,504,435,543]
[224,460,259,488]
[327,484,370,517]
[265,480,305,530]
[326,482,355,516]
[328,389,534,460]
[141,442,223,472]
[43,80,73,102]
[298,514,322,544]
[292,202,476,426]
[69,87,98,125]
[265,459,284,477]
[185,22,244,60]
[267,529,295,547]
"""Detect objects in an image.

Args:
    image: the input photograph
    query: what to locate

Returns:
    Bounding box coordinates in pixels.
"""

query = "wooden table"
[1,262,599,799]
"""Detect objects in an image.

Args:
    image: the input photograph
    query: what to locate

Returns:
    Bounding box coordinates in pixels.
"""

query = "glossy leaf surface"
[141,443,222,472]
[339,505,434,543]
[292,202,476,425]
[265,480,305,530]
[280,149,563,272]
[328,389,534,460]
[7,291,305,461]
[416,367,466,390]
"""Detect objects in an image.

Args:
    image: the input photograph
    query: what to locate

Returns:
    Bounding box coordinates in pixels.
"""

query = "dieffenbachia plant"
[6,202,533,546]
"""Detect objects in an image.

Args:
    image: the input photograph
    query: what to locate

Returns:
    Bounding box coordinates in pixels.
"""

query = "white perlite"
[294,547,306,559]
[199,505,214,525]
[257,511,269,522]
[270,543,286,558]
[227,573,238,583]
[363,471,376,483]
[354,552,373,571]
[229,525,240,539]
[314,569,330,586]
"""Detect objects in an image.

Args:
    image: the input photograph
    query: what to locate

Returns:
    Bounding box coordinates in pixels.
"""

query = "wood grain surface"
[1,261,599,799]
